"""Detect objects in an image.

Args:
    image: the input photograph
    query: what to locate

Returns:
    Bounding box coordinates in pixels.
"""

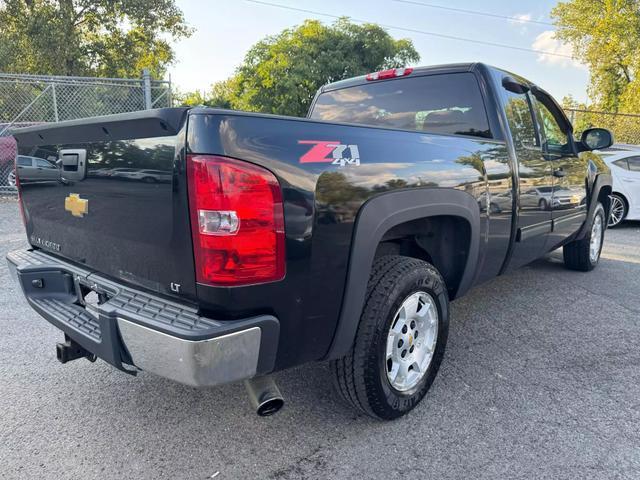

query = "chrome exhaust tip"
[244,376,284,416]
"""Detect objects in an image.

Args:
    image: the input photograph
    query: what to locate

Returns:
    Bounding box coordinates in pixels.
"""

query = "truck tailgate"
[12,108,197,299]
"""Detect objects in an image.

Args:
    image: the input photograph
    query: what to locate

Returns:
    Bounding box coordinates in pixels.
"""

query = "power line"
[244,0,573,59]
[391,0,555,27]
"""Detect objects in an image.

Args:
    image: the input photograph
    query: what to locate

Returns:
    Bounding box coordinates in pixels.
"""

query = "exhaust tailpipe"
[244,376,284,416]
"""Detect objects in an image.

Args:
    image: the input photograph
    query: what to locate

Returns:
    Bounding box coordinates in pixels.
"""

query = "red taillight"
[366,67,414,81]
[186,154,285,286]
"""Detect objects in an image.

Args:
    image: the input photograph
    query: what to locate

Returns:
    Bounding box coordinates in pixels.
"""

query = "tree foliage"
[552,0,640,113]
[0,0,191,78]
[180,18,419,117]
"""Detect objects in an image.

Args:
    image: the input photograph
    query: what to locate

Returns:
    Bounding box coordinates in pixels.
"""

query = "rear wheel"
[7,170,16,187]
[331,255,449,420]
[608,194,627,227]
[563,202,605,271]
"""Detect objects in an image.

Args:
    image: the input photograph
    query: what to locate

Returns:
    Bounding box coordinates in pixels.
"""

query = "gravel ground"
[1,197,639,480]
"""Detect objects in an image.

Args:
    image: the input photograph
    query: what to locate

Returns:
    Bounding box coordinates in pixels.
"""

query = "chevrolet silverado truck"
[7,63,613,420]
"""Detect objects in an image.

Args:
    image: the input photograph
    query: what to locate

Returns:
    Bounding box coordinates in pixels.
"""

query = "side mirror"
[502,76,530,95]
[580,128,613,151]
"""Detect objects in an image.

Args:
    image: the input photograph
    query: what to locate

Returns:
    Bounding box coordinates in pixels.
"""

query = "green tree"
[552,0,640,113]
[0,0,191,78]
[173,90,210,107]
[191,18,419,117]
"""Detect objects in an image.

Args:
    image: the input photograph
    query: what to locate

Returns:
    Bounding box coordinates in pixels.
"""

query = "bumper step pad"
[6,248,280,386]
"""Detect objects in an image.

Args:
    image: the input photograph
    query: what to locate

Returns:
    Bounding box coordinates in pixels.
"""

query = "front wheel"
[563,202,605,271]
[608,194,627,228]
[331,255,449,420]
[7,170,16,187]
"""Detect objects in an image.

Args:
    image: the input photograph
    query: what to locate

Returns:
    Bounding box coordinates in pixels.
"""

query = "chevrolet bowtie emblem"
[65,193,88,218]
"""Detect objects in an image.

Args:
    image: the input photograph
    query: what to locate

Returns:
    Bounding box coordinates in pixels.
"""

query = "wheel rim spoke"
[608,197,624,226]
[385,291,439,392]
[590,214,603,262]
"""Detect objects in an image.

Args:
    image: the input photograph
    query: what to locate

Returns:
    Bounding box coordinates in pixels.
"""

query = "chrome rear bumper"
[118,319,262,387]
[7,248,279,387]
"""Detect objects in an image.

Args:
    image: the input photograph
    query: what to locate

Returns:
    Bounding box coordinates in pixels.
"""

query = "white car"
[600,149,640,227]
[110,168,171,183]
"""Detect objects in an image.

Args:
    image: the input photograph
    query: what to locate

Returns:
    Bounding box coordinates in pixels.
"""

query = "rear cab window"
[309,72,492,139]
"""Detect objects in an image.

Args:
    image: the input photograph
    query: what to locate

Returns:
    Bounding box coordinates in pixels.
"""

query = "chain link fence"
[2,80,638,195]
[565,108,640,146]
[0,71,171,194]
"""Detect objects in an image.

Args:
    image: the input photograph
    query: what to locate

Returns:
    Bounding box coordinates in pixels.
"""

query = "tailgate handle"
[59,149,87,181]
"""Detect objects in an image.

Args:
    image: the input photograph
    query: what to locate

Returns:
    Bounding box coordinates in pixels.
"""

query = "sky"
[168,0,590,103]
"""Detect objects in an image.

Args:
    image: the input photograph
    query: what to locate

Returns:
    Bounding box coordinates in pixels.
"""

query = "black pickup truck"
[7,63,613,419]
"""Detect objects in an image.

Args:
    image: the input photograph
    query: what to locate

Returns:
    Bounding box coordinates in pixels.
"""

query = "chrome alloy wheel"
[608,195,625,227]
[590,212,603,263]
[7,170,16,187]
[386,291,438,392]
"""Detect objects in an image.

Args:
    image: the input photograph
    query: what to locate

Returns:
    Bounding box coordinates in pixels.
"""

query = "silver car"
[16,155,60,184]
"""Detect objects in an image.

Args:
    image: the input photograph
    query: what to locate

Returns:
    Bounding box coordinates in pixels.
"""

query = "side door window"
[534,99,572,159]
[622,156,640,206]
[35,158,54,169]
[532,91,587,239]
[627,156,640,172]
[612,159,629,170]
[17,156,32,167]
[502,89,552,214]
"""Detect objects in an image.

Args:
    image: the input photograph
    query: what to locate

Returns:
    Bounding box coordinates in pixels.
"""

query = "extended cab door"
[531,91,588,246]
[501,87,554,269]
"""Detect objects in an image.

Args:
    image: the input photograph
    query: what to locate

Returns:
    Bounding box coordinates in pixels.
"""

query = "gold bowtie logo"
[65,193,88,218]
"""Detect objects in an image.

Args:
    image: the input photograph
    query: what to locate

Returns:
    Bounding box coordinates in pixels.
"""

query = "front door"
[34,157,60,182]
[532,92,588,247]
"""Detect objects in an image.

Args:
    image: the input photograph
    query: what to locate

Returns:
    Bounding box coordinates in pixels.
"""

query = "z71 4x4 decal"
[298,140,360,167]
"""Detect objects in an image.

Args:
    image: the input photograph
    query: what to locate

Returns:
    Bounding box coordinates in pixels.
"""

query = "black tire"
[539,198,548,211]
[330,255,449,420]
[608,193,627,228]
[563,202,606,272]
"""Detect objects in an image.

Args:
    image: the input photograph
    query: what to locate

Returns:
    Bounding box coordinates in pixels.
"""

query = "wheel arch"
[576,173,612,240]
[324,188,481,360]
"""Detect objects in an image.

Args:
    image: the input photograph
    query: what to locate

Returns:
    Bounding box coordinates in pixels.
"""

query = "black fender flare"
[575,173,612,240]
[324,188,481,360]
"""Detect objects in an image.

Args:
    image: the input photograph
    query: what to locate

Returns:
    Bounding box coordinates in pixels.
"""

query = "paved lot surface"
[1,197,639,479]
